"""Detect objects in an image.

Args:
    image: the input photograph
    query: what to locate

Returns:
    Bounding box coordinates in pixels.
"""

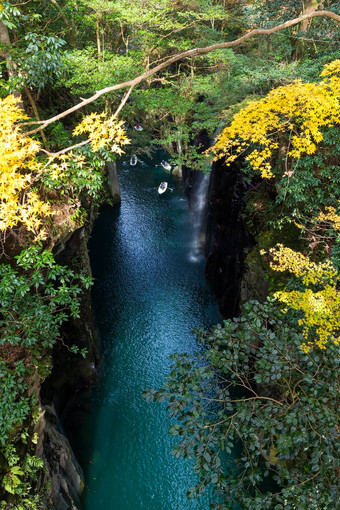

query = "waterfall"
[188,123,225,263]
[188,170,210,262]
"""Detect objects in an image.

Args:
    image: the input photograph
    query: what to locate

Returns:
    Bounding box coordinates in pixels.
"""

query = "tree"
[144,299,340,509]
[0,5,340,509]
[0,95,50,236]
[212,60,340,179]
[0,245,93,506]
[22,11,340,137]
[264,223,340,352]
[0,95,129,241]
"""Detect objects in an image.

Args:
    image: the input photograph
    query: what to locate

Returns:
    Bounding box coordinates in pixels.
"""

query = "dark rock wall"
[40,161,122,509]
[42,404,85,510]
[181,151,253,318]
[240,249,269,308]
[180,124,254,318]
[41,226,99,510]
[105,160,121,205]
[205,158,253,318]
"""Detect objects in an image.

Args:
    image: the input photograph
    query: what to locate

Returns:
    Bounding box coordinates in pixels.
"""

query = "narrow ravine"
[72,155,224,509]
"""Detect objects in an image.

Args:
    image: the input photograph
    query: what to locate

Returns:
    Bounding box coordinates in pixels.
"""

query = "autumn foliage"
[212,60,340,179]
[266,244,340,352]
[0,95,50,234]
[0,95,129,240]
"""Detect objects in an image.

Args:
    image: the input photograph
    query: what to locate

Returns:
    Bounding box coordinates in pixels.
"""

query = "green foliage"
[42,150,106,202]
[330,234,340,270]
[0,361,31,445]
[275,126,340,217]
[0,245,92,350]
[45,122,72,151]
[60,48,143,96]
[21,33,66,91]
[0,2,21,30]
[1,444,44,508]
[0,245,93,507]
[0,244,92,444]
[144,299,340,509]
[1,31,66,94]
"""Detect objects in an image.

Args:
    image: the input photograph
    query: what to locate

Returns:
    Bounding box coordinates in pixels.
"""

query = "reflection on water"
[72,155,223,509]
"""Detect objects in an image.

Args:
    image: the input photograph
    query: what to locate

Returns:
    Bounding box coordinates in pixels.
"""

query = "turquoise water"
[78,156,223,509]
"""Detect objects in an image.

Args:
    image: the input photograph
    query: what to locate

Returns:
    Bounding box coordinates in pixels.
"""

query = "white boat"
[133,124,143,131]
[130,154,138,166]
[158,181,168,194]
[160,160,171,171]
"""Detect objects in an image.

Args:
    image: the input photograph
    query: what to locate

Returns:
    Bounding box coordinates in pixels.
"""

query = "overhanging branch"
[24,11,340,136]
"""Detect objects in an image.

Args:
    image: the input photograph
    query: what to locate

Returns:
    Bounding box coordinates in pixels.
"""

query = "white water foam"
[188,171,210,263]
[188,122,225,263]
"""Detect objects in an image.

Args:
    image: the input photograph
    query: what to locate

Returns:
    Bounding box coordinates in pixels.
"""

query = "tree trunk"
[267,35,273,53]
[0,20,9,45]
[0,21,23,107]
[50,0,77,46]
[292,0,320,59]
[96,12,101,58]
[176,138,183,175]
[24,87,49,150]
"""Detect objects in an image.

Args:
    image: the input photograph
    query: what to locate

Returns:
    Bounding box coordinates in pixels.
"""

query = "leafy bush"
[0,245,92,507]
[0,361,31,445]
[144,299,340,509]
[0,246,92,350]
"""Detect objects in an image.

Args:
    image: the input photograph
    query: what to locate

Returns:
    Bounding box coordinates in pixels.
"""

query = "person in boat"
[160,160,171,170]
[130,154,138,166]
[133,123,143,131]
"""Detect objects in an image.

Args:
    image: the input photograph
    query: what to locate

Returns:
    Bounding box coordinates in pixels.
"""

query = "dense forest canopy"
[0,0,339,508]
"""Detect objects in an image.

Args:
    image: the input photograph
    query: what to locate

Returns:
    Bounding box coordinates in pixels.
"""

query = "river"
[72,154,223,509]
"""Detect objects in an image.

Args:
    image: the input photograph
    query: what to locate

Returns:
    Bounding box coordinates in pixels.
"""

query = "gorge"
[62,154,240,509]
[1,3,339,508]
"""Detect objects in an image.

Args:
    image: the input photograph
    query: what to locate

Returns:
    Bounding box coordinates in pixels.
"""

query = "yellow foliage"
[267,244,337,286]
[0,97,130,238]
[0,95,50,234]
[315,206,340,231]
[265,244,340,351]
[212,60,340,178]
[73,113,130,153]
[277,286,340,352]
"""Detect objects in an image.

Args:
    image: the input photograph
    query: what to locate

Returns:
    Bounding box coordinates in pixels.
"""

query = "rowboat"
[160,160,171,171]
[130,154,138,166]
[158,181,168,194]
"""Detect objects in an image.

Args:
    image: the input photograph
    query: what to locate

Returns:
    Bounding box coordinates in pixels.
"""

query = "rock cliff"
[205,158,252,317]
[39,162,120,509]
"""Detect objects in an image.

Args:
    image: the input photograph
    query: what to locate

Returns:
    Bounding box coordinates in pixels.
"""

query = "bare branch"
[24,11,340,136]
[112,84,134,119]
[40,139,90,158]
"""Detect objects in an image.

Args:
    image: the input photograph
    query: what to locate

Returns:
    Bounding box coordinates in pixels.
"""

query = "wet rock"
[240,249,269,307]
[105,160,121,205]
[205,158,253,317]
[43,404,84,510]
[172,165,182,178]
[42,221,99,509]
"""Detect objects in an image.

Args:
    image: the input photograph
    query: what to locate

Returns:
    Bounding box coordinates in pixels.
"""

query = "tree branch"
[112,84,134,119]
[40,139,90,157]
[24,11,340,136]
